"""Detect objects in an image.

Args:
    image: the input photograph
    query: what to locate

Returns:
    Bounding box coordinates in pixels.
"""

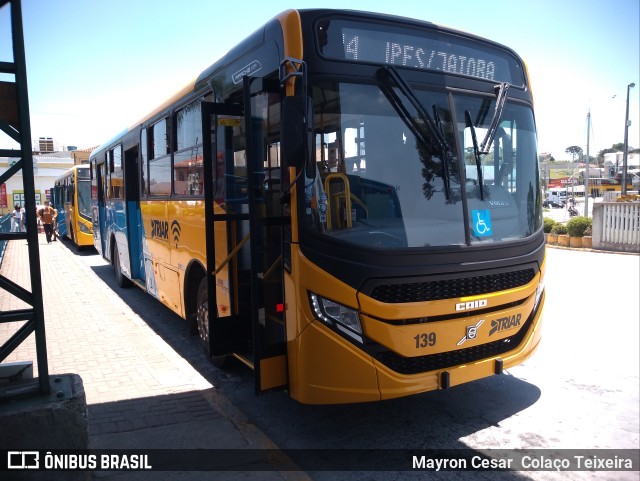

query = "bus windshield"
[303,80,542,249]
[77,179,92,219]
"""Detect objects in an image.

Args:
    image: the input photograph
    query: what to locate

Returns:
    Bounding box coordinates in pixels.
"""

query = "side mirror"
[282,96,306,168]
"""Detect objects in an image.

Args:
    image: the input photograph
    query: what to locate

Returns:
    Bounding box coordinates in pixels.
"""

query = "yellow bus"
[90,9,545,404]
[53,164,94,248]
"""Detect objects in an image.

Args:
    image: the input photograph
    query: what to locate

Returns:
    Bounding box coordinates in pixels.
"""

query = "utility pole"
[622,82,635,195]
[584,110,590,217]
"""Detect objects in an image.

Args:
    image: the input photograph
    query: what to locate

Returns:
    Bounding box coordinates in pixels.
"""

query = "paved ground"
[1,230,637,480]
[0,235,301,480]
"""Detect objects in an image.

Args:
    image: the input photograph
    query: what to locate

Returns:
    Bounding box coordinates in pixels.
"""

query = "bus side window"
[69,177,75,205]
[141,128,148,197]
[109,145,124,200]
[113,144,122,171]
[105,151,112,200]
[173,99,204,196]
[149,119,171,196]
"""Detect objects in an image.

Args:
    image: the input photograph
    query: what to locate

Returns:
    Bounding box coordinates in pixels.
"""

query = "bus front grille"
[369,268,536,304]
[372,311,533,375]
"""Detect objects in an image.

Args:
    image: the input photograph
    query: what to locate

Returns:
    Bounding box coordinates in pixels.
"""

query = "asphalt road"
[79,244,639,480]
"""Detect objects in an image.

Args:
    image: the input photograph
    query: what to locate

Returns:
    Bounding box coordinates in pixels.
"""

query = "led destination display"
[318,19,525,85]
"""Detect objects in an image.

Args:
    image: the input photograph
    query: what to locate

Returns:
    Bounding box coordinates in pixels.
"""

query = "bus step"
[131,279,146,290]
[231,352,254,370]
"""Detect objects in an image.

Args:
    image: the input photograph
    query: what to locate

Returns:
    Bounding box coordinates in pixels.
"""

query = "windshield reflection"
[302,81,541,249]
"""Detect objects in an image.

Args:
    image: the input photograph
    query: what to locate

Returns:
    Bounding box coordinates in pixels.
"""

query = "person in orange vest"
[37,201,58,243]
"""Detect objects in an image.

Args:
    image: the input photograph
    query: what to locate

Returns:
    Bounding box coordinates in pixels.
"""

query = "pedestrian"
[52,211,58,241]
[20,205,26,232]
[11,204,21,232]
[37,201,58,243]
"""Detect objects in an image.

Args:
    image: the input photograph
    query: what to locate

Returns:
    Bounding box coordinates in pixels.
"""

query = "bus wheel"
[196,277,228,367]
[113,244,132,288]
[70,227,77,249]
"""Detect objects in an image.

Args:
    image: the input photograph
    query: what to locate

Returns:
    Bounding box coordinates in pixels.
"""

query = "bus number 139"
[414,332,437,349]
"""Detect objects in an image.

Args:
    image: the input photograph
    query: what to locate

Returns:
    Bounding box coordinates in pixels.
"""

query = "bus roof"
[54,163,90,183]
[91,8,526,157]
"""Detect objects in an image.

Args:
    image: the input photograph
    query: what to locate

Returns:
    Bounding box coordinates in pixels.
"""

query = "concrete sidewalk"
[0,235,299,480]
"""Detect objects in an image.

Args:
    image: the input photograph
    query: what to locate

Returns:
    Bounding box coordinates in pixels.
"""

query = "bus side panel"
[168,200,208,319]
[99,202,109,257]
[285,244,381,403]
[111,199,131,277]
[140,200,182,312]
[293,322,381,404]
[57,205,67,238]
[169,200,205,266]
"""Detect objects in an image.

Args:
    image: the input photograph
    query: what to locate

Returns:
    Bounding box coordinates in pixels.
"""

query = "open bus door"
[201,75,288,395]
[94,158,107,256]
[123,145,144,282]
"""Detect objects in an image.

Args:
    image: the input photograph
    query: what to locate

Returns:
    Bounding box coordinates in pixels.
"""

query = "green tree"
[612,142,625,151]
[597,143,631,166]
[565,145,583,161]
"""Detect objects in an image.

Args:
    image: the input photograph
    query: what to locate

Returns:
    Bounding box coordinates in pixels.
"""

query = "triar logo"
[489,313,522,336]
[171,220,181,247]
[150,219,169,240]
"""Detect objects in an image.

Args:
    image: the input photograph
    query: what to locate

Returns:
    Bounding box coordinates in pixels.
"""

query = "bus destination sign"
[318,19,524,85]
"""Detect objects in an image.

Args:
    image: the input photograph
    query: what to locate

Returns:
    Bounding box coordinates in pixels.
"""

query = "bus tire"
[113,243,132,288]
[70,227,78,249]
[196,277,228,368]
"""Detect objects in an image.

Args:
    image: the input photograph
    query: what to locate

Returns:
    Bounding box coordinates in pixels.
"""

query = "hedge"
[566,216,592,237]
[543,217,556,233]
[551,223,568,235]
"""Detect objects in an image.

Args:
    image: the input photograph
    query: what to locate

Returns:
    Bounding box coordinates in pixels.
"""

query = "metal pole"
[622,83,635,196]
[12,0,50,394]
[584,110,590,216]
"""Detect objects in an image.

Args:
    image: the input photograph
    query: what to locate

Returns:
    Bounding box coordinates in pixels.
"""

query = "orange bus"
[91,9,545,404]
[52,165,94,248]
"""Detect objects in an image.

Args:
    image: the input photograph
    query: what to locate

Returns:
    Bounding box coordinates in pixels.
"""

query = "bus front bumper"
[290,293,544,404]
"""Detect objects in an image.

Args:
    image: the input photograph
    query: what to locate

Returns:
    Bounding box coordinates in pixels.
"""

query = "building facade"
[1,152,75,214]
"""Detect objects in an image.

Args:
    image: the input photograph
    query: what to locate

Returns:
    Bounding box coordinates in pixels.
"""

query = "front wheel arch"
[185,261,206,336]
[192,274,228,368]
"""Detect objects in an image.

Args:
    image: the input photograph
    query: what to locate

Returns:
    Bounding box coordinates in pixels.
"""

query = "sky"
[1,0,638,160]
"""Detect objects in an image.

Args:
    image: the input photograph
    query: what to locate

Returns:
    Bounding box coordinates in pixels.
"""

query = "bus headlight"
[309,293,363,344]
[79,222,92,234]
[533,278,545,313]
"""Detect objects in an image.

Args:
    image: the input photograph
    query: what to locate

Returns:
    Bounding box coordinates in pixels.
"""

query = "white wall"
[0,154,75,214]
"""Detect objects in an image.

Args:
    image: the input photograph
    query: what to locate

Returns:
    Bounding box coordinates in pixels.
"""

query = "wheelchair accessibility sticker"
[472,209,492,237]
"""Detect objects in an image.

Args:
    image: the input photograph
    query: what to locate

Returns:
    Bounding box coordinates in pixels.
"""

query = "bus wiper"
[464,82,510,200]
[465,110,485,200]
[479,82,510,154]
[377,66,453,199]
[432,104,453,199]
